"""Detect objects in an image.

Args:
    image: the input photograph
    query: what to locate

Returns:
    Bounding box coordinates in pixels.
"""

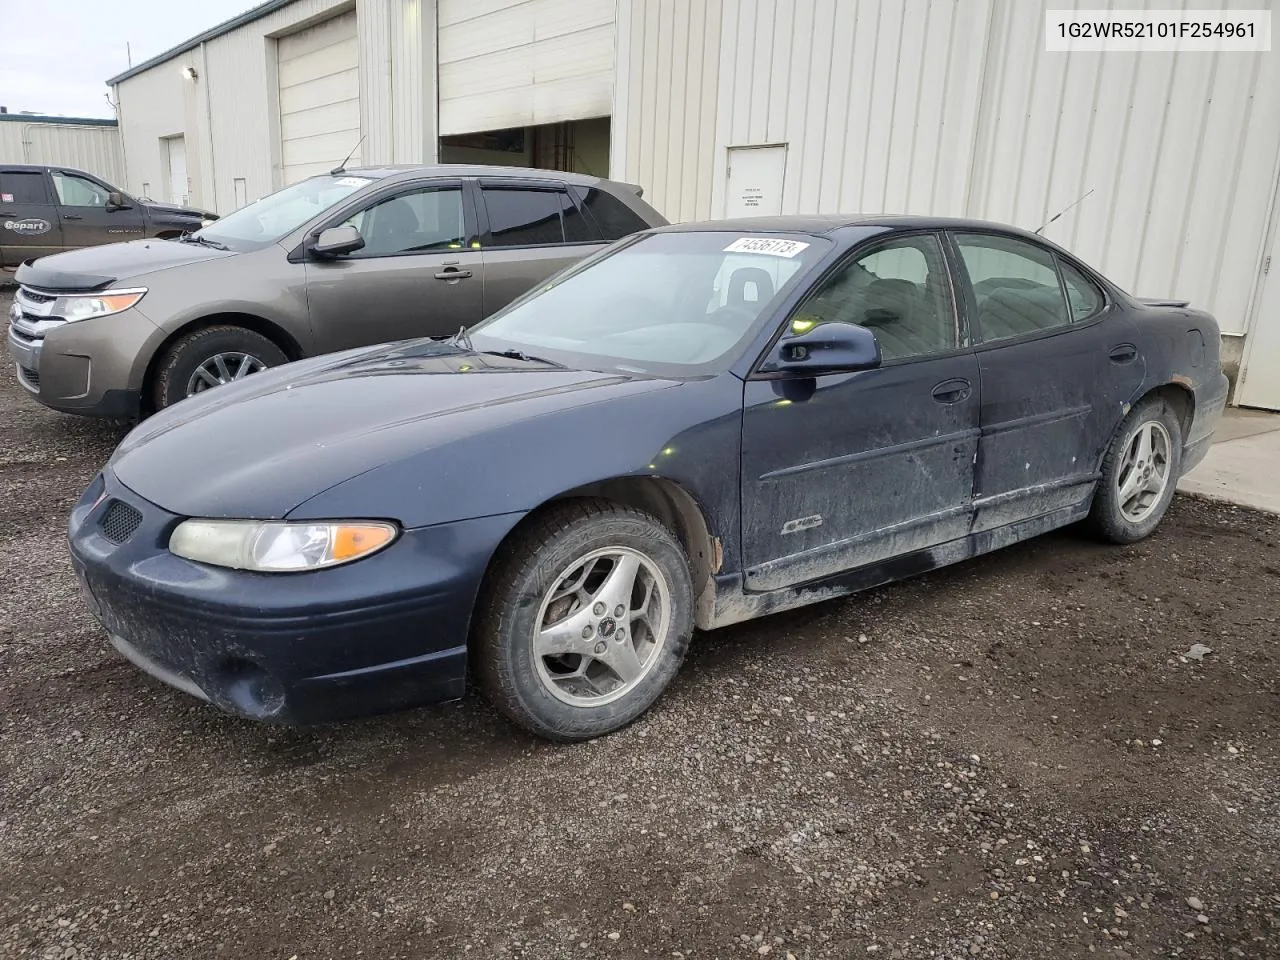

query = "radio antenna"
[331,136,366,175]
[1035,188,1095,235]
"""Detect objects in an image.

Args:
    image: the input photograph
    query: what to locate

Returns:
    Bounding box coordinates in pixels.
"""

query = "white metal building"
[0,114,125,185]
[108,0,1280,409]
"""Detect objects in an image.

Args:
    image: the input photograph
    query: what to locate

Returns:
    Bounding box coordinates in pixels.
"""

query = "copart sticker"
[724,237,810,258]
[3,218,51,235]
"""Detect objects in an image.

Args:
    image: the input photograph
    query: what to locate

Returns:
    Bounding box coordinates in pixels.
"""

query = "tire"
[1088,396,1184,544]
[473,499,695,741]
[152,325,288,410]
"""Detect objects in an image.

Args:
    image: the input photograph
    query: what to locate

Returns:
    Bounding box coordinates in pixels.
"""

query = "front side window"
[482,188,565,247]
[469,231,830,375]
[52,172,110,207]
[955,233,1071,342]
[343,187,465,256]
[0,171,50,205]
[792,234,957,361]
[573,186,650,240]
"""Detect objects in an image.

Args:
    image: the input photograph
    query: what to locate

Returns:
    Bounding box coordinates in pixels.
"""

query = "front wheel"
[473,500,694,741]
[1088,397,1183,544]
[152,325,288,410]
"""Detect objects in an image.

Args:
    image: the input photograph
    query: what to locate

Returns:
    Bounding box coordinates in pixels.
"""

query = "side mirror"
[311,224,364,258]
[759,320,882,376]
[106,191,131,211]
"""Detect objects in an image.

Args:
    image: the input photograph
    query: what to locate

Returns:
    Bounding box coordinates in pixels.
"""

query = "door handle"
[0,211,13,216]
[1108,344,1138,364]
[63,214,83,221]
[931,378,972,404]
[434,268,472,280]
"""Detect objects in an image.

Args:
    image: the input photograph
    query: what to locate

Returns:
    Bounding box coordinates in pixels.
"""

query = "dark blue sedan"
[69,216,1229,740]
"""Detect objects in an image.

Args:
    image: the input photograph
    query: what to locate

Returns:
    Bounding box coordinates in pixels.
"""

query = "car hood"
[109,340,678,520]
[142,200,215,220]
[14,238,233,291]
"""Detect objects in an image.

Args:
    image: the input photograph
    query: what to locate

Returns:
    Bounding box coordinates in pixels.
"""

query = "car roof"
[341,164,610,187]
[656,214,1049,242]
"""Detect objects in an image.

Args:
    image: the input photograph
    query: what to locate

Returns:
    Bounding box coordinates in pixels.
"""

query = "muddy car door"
[741,232,980,591]
[0,169,63,265]
[949,231,1145,532]
[49,169,147,248]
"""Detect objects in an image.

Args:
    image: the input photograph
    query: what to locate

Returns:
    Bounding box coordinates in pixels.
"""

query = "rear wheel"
[473,499,694,741]
[152,325,287,410]
[1088,397,1183,544]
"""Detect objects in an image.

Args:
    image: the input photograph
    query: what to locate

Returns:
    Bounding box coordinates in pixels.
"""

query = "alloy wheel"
[186,352,267,396]
[532,547,672,707]
[1115,420,1172,523]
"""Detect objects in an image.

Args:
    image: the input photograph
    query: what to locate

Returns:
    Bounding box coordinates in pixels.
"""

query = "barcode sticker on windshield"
[723,237,810,258]
[334,177,373,188]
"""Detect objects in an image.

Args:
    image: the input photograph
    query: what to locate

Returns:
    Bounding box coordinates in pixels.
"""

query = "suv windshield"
[193,175,376,250]
[469,231,829,376]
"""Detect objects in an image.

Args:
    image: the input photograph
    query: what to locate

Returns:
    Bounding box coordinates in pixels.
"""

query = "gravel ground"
[1,288,1277,959]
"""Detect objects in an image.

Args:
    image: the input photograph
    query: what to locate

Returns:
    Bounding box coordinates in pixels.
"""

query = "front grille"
[100,499,143,544]
[18,288,56,305]
[15,365,39,391]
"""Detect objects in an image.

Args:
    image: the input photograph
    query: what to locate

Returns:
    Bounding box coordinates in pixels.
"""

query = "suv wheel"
[153,325,288,410]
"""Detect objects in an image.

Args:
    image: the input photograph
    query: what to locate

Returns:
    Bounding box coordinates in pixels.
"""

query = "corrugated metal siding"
[437,0,615,136]
[0,123,124,184]
[115,0,435,213]
[967,0,1279,338]
[614,0,1280,337]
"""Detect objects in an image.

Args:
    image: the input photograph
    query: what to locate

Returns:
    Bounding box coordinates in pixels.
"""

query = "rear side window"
[0,171,50,204]
[482,188,565,247]
[954,233,1071,342]
[561,192,602,243]
[1059,258,1105,321]
[573,186,650,241]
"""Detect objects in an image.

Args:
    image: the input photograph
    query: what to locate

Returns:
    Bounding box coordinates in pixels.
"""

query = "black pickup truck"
[1,164,215,268]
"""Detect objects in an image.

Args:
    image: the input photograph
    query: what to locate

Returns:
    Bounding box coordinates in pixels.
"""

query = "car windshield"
[468,231,830,376]
[192,174,376,250]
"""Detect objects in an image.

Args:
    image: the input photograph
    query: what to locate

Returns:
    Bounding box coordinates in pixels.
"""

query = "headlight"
[57,288,146,322]
[169,519,398,572]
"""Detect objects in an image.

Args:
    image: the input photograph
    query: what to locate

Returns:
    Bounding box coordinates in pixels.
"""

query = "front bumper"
[68,469,522,724]
[7,294,160,418]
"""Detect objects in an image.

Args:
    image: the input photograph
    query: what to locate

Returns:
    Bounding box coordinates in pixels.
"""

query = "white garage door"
[278,10,361,184]
[437,0,614,136]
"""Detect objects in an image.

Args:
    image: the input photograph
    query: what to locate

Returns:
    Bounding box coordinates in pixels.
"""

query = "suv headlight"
[57,288,147,322]
[169,519,398,572]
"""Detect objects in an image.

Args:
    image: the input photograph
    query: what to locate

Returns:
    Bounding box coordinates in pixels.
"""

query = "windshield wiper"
[446,325,474,351]
[481,348,565,367]
[179,233,229,251]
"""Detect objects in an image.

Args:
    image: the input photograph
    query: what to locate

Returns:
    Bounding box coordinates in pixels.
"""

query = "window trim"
[288,177,475,262]
[946,229,1108,350]
[475,179,604,251]
[0,169,55,205]
[748,229,967,379]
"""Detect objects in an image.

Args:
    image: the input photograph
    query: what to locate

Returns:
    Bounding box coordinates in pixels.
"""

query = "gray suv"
[7,165,665,418]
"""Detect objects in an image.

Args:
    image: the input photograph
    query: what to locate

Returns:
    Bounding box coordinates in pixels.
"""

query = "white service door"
[278,10,361,184]
[165,136,188,205]
[1238,229,1280,410]
[725,145,787,219]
